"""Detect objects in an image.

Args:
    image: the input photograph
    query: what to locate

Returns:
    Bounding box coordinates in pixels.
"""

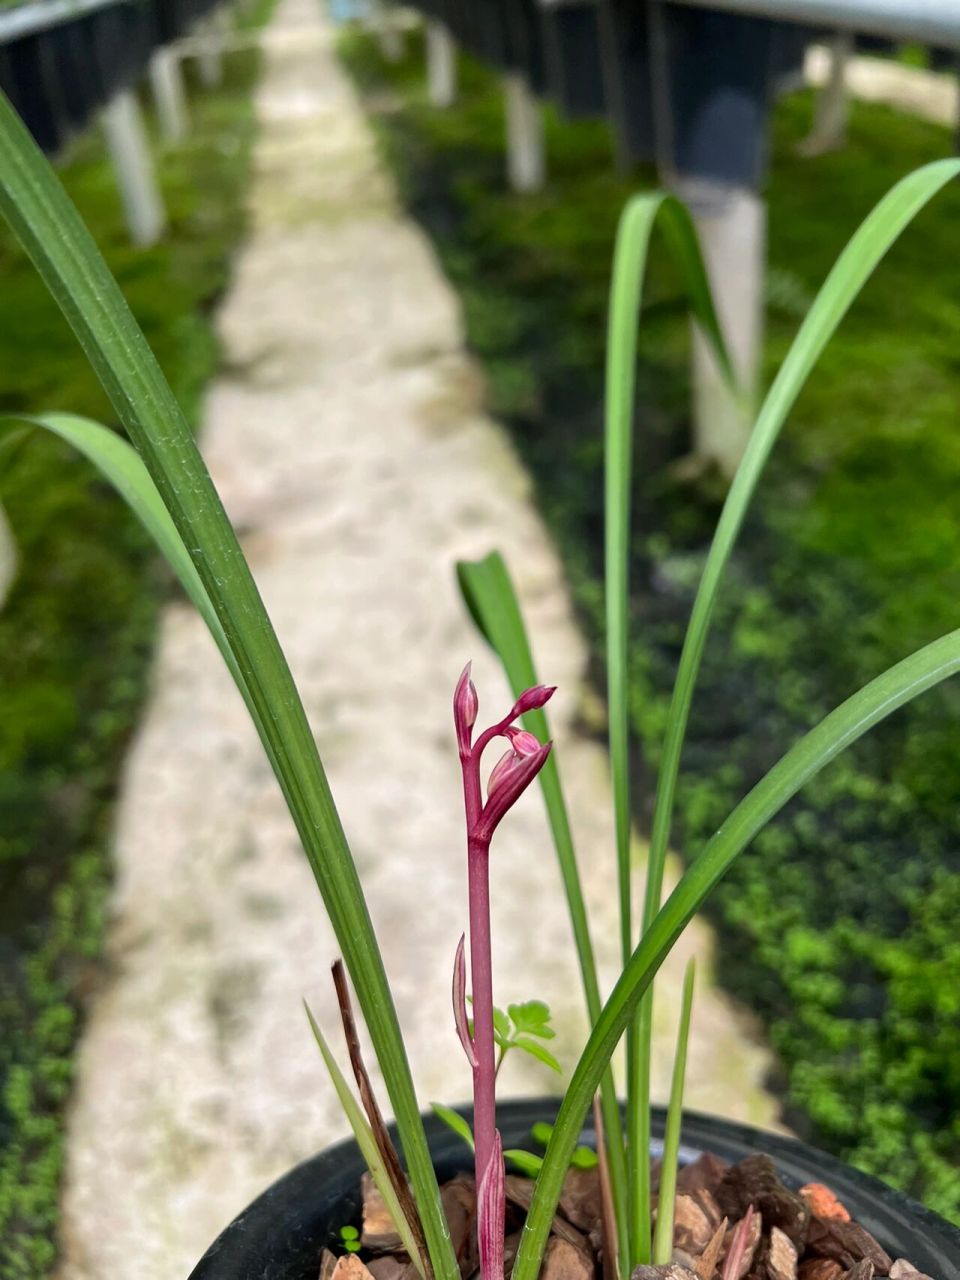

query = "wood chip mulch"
[318,1153,936,1280]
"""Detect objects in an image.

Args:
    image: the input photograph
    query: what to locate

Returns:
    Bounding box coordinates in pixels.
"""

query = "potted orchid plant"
[1,75,959,1280]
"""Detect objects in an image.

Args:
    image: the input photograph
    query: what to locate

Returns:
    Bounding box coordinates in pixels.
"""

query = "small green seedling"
[504,1121,600,1179]
[531,1121,598,1169]
[492,1001,561,1076]
[431,1110,597,1180]
[340,1225,361,1254]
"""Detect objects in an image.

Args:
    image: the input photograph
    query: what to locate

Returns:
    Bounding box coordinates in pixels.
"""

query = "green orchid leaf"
[513,624,960,1280]
[652,959,695,1265]
[0,85,457,1279]
[603,159,960,1268]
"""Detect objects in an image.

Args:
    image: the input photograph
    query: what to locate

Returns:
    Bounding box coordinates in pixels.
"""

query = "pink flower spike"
[454,662,479,757]
[452,934,477,1068]
[478,740,552,841]
[477,1129,505,1280]
[507,683,556,721]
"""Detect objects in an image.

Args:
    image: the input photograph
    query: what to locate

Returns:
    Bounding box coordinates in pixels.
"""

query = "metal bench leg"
[149,47,189,143]
[504,72,545,193]
[680,176,765,478]
[426,19,456,107]
[102,88,167,248]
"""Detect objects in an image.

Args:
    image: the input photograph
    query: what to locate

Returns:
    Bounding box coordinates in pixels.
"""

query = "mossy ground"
[0,14,270,1274]
[340,30,960,1220]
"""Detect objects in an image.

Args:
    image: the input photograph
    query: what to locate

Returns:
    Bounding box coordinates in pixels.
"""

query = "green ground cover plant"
[338,30,960,1222]
[0,23,269,1276]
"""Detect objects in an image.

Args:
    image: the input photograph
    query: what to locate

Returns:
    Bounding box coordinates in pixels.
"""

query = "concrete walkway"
[806,43,960,130]
[57,5,779,1276]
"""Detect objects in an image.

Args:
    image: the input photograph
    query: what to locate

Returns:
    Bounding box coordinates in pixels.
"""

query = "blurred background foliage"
[339,28,960,1221]
[0,11,269,1272]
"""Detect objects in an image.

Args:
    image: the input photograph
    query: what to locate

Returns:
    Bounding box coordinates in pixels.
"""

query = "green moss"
[0,12,271,1273]
[341,31,960,1219]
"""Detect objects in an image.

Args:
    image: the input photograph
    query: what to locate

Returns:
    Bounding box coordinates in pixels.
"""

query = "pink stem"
[467,832,496,1188]
[461,731,496,1190]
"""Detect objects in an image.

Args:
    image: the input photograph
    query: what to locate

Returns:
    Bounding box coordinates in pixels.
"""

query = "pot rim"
[190,1097,960,1279]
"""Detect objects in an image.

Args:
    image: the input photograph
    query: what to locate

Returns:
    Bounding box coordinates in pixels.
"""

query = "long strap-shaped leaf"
[627,158,960,1266]
[1,412,289,783]
[603,192,737,1264]
[456,549,630,1272]
[1,414,240,683]
[606,192,735,972]
[512,625,960,1280]
[0,95,457,1280]
[641,156,960,955]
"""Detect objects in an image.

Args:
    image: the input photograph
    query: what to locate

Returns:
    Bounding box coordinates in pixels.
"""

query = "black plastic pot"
[190,1098,960,1280]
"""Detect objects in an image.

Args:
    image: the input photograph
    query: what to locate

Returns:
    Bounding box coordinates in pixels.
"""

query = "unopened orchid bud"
[486,728,547,799]
[454,661,479,756]
[478,739,552,841]
[505,727,540,756]
[486,747,518,799]
[507,683,556,721]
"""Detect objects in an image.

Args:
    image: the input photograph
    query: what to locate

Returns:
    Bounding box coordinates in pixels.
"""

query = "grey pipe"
[0,0,129,46]
[668,0,960,51]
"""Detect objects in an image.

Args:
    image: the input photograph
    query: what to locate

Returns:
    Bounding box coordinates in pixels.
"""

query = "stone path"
[57,5,780,1276]
[806,43,960,129]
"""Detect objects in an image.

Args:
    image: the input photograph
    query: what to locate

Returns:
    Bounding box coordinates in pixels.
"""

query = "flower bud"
[507,683,556,721]
[505,727,541,756]
[486,747,518,799]
[478,739,552,841]
[454,661,479,756]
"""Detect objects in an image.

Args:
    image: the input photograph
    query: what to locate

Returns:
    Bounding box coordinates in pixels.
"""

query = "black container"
[189,1098,960,1280]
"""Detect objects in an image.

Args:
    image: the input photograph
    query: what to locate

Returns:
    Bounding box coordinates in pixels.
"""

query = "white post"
[197,11,226,87]
[426,19,456,108]
[800,31,852,155]
[0,503,16,612]
[376,2,403,63]
[148,47,188,143]
[678,177,765,478]
[504,72,545,193]
[101,88,166,248]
